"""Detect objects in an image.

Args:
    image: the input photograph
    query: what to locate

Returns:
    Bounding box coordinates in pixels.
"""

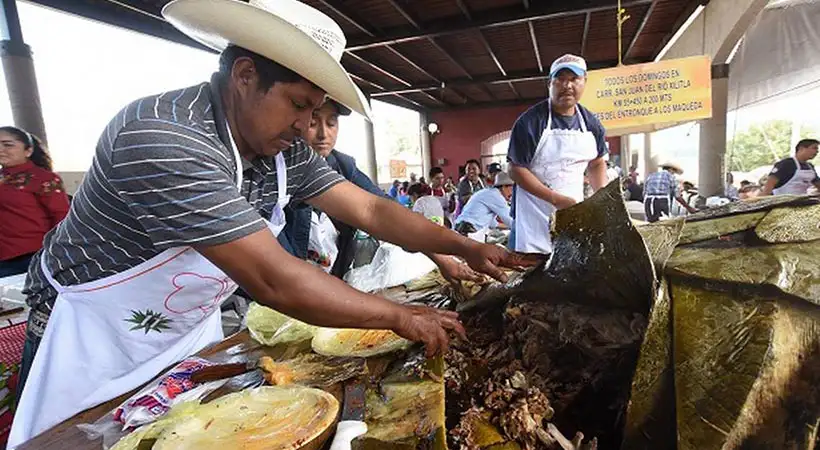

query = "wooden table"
[18,284,439,450]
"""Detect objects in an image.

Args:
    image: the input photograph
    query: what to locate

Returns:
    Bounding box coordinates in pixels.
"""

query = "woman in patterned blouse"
[0,127,69,277]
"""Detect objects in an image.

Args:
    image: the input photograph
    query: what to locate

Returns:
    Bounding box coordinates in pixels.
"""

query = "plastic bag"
[246,302,317,346]
[344,243,437,293]
[78,357,228,449]
[306,211,339,273]
[143,386,338,450]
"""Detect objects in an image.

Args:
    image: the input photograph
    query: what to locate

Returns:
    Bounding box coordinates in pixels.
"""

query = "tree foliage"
[726,120,817,172]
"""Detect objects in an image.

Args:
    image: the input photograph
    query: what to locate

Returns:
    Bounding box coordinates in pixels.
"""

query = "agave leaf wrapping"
[637,219,684,271]
[668,240,820,306]
[671,279,820,450]
[678,212,767,245]
[685,195,819,222]
[754,204,820,243]
[621,278,676,450]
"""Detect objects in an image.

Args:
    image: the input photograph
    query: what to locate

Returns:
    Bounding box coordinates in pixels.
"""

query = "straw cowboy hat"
[660,162,684,174]
[162,0,371,119]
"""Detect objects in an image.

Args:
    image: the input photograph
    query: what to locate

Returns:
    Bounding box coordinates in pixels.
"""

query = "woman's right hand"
[391,305,466,357]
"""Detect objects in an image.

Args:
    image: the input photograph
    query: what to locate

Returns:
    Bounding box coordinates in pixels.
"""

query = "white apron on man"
[513,104,598,254]
[773,156,817,195]
[10,139,291,447]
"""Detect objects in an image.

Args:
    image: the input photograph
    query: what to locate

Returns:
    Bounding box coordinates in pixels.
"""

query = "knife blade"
[189,360,259,384]
[329,379,368,450]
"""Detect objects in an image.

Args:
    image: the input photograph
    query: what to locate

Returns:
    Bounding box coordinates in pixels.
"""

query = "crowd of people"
[620,138,820,222]
[385,160,515,238]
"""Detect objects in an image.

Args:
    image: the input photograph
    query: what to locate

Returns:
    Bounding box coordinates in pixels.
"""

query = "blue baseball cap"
[549,54,587,78]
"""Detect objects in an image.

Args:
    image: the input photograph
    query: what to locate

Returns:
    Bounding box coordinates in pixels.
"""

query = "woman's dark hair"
[0,126,52,171]
[219,45,308,92]
[465,159,481,168]
[429,167,444,178]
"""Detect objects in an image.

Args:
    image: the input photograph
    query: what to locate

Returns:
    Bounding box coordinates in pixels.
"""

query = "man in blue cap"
[507,54,609,254]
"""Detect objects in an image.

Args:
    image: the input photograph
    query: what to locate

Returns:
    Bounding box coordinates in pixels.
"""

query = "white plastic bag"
[306,211,339,273]
[78,357,228,448]
[344,243,437,293]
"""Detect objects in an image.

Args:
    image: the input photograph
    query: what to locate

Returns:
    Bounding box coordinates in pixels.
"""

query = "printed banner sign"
[584,55,713,130]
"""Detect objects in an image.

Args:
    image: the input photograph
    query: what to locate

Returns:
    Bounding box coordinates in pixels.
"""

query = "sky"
[0,1,417,179]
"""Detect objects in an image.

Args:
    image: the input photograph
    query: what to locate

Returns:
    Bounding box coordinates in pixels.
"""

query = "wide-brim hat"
[163,0,372,120]
[660,162,684,174]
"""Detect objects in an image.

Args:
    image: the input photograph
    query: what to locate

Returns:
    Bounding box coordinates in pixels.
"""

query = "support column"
[363,116,378,183]
[643,133,658,176]
[419,113,432,179]
[698,64,729,197]
[1,0,47,143]
[619,137,630,174]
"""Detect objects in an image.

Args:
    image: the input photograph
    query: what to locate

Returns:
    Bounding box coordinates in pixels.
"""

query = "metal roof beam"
[581,12,591,57]
[350,73,425,110]
[527,21,543,73]
[370,60,618,95]
[625,0,657,59]
[347,0,653,51]
[315,0,377,36]
[384,0,420,29]
[652,0,708,60]
[455,0,472,20]
[345,52,446,106]
[476,31,506,77]
[27,0,212,52]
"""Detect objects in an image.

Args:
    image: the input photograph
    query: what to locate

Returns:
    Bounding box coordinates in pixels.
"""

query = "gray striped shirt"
[24,75,343,339]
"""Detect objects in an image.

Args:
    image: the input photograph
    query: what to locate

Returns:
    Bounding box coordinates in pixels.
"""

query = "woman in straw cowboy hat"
[10,0,537,445]
[642,161,697,222]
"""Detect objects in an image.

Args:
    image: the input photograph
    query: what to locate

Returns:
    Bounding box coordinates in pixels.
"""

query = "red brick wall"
[429,105,530,179]
[429,104,621,179]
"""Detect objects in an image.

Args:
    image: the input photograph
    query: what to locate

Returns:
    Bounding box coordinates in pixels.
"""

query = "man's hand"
[392,305,466,357]
[434,255,486,284]
[551,193,578,210]
[457,240,543,283]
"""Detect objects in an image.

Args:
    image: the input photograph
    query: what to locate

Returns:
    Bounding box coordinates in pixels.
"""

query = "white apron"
[10,144,291,447]
[513,105,598,254]
[773,157,817,195]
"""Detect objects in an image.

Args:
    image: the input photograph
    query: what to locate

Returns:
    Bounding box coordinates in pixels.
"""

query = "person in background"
[456,159,485,217]
[760,138,820,196]
[629,165,639,184]
[409,183,445,226]
[725,172,739,200]
[429,166,454,217]
[389,180,401,198]
[643,162,697,222]
[486,162,502,186]
[454,172,514,242]
[398,181,411,206]
[409,172,418,185]
[280,98,387,278]
[445,176,456,194]
[507,54,608,254]
[419,176,426,185]
[624,176,643,202]
[0,127,69,277]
